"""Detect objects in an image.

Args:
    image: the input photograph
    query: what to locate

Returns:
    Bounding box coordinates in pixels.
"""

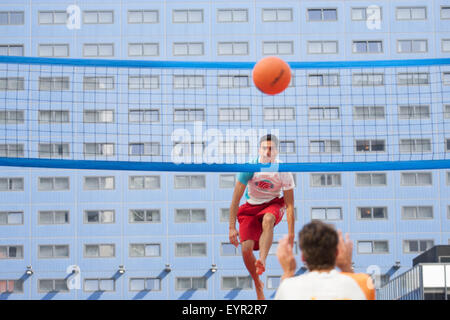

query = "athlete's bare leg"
[241,240,265,300]
[255,213,276,276]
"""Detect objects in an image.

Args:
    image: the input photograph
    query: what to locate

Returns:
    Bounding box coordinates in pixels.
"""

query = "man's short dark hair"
[299,220,338,271]
[259,134,279,149]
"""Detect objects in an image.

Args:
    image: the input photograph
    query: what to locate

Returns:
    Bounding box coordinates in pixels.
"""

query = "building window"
[0,77,24,91]
[129,243,161,257]
[308,106,339,120]
[129,209,161,223]
[175,209,206,223]
[84,279,115,292]
[38,279,69,293]
[357,207,388,220]
[279,141,296,154]
[0,279,23,293]
[127,10,158,24]
[267,276,282,290]
[263,41,293,55]
[129,109,160,123]
[173,9,203,23]
[38,11,67,24]
[309,140,341,154]
[173,142,205,158]
[38,110,69,124]
[398,105,430,119]
[307,41,338,54]
[83,143,114,157]
[84,176,114,191]
[307,8,337,21]
[222,276,252,290]
[217,42,249,56]
[356,173,387,186]
[217,9,248,23]
[351,7,382,21]
[0,11,24,25]
[403,240,434,254]
[173,75,204,89]
[310,173,341,187]
[129,176,160,190]
[402,206,433,220]
[397,72,429,85]
[0,211,23,225]
[83,76,114,90]
[219,140,250,156]
[173,42,203,56]
[262,8,292,22]
[129,278,161,291]
[357,241,389,254]
[353,106,385,120]
[442,39,450,53]
[352,40,383,53]
[443,72,450,86]
[84,210,115,224]
[83,11,114,24]
[396,7,427,20]
[0,245,23,259]
[174,175,206,189]
[219,174,236,188]
[38,177,69,191]
[399,139,432,153]
[38,77,70,91]
[355,139,385,153]
[173,109,205,122]
[221,242,241,256]
[447,138,450,152]
[0,44,24,56]
[218,75,249,89]
[38,44,69,57]
[220,208,230,222]
[401,172,432,186]
[38,245,69,258]
[175,243,207,257]
[0,177,24,191]
[128,142,160,156]
[397,40,427,53]
[83,43,114,57]
[176,277,207,290]
[0,110,24,124]
[128,76,160,90]
[84,244,115,258]
[352,73,384,86]
[83,110,114,123]
[307,73,339,87]
[311,207,342,220]
[38,211,69,225]
[218,108,250,121]
[128,43,159,57]
[38,143,70,158]
[0,144,24,158]
[264,107,295,121]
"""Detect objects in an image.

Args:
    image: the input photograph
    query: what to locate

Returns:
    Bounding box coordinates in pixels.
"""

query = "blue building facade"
[1,0,450,299]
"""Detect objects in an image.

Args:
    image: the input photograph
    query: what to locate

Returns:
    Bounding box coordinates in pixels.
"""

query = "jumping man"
[229,134,295,300]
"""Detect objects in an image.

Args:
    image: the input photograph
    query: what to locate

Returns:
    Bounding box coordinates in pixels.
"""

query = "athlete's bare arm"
[284,188,295,247]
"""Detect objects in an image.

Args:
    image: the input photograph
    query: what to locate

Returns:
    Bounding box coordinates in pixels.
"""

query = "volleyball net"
[0,55,450,172]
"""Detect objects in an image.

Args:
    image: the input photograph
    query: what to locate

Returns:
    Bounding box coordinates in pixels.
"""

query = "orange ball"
[252,56,292,95]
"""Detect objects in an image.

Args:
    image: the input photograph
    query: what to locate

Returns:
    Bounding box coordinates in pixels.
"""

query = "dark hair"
[259,134,279,149]
[299,220,338,271]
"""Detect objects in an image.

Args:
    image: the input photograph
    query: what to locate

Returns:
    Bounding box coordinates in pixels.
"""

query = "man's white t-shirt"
[274,269,374,300]
[237,170,295,205]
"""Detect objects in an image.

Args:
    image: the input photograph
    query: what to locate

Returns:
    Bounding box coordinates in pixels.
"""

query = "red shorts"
[237,197,285,251]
